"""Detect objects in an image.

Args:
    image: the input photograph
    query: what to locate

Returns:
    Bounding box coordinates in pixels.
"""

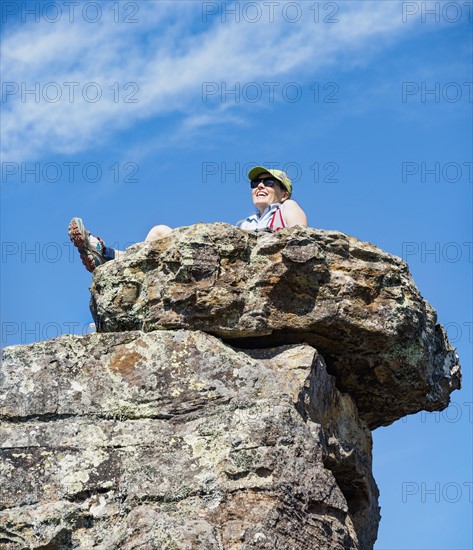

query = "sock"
[102,246,116,261]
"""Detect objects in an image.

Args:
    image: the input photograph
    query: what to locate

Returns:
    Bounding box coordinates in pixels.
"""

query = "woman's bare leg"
[145,225,173,242]
[69,218,174,272]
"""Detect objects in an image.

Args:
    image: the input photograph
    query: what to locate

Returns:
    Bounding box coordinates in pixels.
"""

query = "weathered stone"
[1,223,461,548]
[90,223,461,428]
[1,331,378,549]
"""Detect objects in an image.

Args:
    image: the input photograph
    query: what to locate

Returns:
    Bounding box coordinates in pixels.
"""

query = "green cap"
[248,166,293,197]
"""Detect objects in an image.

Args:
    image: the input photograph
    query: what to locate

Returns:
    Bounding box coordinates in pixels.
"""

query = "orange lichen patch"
[148,285,157,302]
[211,491,278,546]
[110,346,143,381]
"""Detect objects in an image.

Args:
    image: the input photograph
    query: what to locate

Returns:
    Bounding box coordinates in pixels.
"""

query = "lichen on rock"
[91,223,461,428]
[0,223,460,549]
[1,332,376,548]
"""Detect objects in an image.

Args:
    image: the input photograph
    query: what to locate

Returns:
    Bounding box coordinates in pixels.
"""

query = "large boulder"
[1,331,379,549]
[90,223,461,429]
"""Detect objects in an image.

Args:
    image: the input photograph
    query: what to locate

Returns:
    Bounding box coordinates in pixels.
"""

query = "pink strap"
[269,207,286,231]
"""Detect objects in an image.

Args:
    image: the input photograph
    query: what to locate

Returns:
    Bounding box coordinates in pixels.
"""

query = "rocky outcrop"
[90,223,461,429]
[0,224,461,549]
[1,331,378,549]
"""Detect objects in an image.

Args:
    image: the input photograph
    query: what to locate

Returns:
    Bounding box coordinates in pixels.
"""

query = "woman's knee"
[145,225,173,242]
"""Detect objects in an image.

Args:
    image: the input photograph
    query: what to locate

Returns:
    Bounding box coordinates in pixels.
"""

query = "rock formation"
[1,224,461,549]
[91,224,460,429]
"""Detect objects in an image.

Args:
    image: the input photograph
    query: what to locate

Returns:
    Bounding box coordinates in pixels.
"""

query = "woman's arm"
[282,200,308,228]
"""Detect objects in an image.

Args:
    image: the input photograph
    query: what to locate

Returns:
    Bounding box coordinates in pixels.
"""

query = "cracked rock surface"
[90,223,460,428]
[2,331,378,549]
[1,224,460,549]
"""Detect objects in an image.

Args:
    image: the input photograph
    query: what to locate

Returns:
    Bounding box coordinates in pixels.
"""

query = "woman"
[69,165,308,273]
[236,166,307,231]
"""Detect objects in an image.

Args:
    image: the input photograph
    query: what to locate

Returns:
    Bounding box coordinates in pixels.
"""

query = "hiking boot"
[68,217,106,273]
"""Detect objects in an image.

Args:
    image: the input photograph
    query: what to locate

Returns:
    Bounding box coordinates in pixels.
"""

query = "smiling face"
[252,172,289,213]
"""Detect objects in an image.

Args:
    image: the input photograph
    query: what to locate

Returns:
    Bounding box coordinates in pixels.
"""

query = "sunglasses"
[250,178,279,189]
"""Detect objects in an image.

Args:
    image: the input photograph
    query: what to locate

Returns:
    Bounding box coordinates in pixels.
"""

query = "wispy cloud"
[1,0,418,160]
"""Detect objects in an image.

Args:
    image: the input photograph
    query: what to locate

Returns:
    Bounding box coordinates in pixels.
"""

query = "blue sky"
[1,1,472,548]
